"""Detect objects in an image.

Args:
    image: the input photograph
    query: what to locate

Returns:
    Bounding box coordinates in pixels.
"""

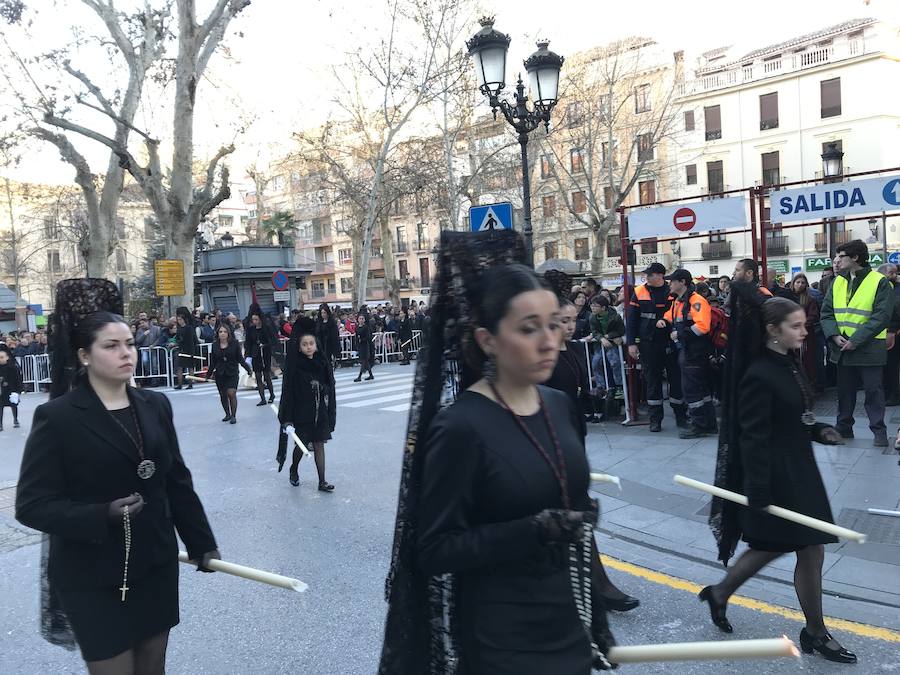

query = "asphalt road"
[1,363,898,673]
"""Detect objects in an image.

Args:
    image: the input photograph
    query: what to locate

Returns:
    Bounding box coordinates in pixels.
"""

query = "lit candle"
[673,475,866,543]
[608,636,799,664]
[177,551,308,593]
[590,473,622,490]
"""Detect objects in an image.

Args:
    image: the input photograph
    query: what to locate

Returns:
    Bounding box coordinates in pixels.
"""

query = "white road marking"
[336,385,413,401]
[340,392,413,408]
[380,402,411,412]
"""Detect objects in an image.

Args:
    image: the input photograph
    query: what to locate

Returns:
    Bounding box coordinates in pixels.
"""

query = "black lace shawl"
[709,281,767,566]
[43,278,124,649]
[378,229,527,674]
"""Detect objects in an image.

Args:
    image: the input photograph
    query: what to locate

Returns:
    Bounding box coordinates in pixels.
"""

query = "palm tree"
[259,210,295,246]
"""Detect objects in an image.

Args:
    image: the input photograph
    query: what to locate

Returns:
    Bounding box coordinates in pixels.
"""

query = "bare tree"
[536,38,683,271]
[0,1,168,277]
[24,0,249,307]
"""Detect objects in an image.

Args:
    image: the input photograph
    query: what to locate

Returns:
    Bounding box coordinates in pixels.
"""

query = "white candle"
[177,551,308,593]
[867,508,900,518]
[608,637,799,664]
[269,403,311,457]
[590,473,622,490]
[673,475,867,543]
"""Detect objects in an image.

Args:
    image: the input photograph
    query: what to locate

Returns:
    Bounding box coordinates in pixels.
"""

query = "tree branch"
[63,60,114,116]
[197,0,250,77]
[81,0,136,67]
[75,97,159,144]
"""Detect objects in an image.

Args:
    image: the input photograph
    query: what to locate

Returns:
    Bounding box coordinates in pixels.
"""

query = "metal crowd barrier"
[15,354,51,392]
[338,329,424,366]
[134,346,175,388]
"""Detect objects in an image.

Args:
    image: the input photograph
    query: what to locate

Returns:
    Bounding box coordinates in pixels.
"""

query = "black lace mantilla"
[378,230,526,674]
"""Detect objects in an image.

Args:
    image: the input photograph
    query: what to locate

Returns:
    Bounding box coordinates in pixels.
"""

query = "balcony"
[813,230,851,252]
[705,129,721,141]
[393,241,408,254]
[701,241,732,260]
[414,237,431,252]
[296,232,333,248]
[764,234,789,255]
[399,276,418,290]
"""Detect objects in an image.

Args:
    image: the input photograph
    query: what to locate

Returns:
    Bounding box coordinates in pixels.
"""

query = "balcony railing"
[705,129,721,141]
[764,234,789,255]
[813,230,852,252]
[414,238,431,251]
[701,241,732,260]
[311,288,326,299]
[393,241,408,254]
[399,276,417,290]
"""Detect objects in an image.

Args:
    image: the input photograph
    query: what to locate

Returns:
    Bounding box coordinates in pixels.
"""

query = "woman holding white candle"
[699,297,856,664]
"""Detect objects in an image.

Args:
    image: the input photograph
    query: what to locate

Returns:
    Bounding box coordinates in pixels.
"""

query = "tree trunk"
[378,205,399,307]
[591,227,608,277]
[350,232,364,311]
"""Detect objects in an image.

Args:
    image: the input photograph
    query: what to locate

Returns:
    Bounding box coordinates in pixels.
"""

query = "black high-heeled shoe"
[698,586,733,633]
[601,593,640,612]
[799,628,857,663]
[289,471,300,487]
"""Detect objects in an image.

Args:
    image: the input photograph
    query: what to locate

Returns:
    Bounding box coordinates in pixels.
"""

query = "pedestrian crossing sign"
[469,202,513,232]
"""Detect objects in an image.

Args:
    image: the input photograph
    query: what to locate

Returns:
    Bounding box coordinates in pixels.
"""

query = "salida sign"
[773,175,900,223]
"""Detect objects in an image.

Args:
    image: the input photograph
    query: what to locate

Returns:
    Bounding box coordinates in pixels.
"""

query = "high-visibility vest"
[832,272,887,340]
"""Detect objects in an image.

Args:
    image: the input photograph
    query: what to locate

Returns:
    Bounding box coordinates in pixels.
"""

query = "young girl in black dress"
[206,322,252,424]
[16,285,219,674]
[278,317,336,491]
[353,311,375,382]
[0,347,23,430]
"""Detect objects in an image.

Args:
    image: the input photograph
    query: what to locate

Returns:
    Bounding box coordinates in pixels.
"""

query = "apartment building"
[667,17,900,282]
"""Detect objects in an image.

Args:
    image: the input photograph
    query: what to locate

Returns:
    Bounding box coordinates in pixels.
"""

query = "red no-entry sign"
[673,207,697,232]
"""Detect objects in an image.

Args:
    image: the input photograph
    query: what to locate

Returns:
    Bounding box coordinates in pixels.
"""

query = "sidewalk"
[585,395,900,632]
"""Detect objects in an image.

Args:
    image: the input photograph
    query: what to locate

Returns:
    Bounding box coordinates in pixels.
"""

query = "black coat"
[244,321,276,371]
[277,352,336,433]
[737,350,837,547]
[356,322,374,361]
[544,343,591,441]
[15,383,217,590]
[396,318,413,342]
[0,360,23,405]
[208,339,249,381]
[315,317,341,362]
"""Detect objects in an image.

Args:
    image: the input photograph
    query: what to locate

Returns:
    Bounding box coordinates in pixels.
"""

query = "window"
[704,105,722,140]
[761,151,780,187]
[47,249,61,273]
[395,225,406,249]
[821,140,843,159]
[328,278,336,294]
[684,110,695,131]
[709,265,719,275]
[340,277,352,294]
[541,155,552,178]
[709,229,726,243]
[570,148,584,172]
[115,217,126,240]
[544,240,558,260]
[601,141,612,166]
[597,94,609,120]
[217,214,234,229]
[271,175,285,191]
[542,195,557,217]
[759,92,779,130]
[603,186,615,210]
[640,237,658,255]
[398,259,409,279]
[574,238,589,260]
[338,248,352,265]
[416,222,427,244]
[312,280,326,298]
[637,133,654,162]
[686,164,697,185]
[143,217,155,240]
[115,249,127,272]
[820,78,841,118]
[566,102,584,125]
[43,217,59,239]
[419,258,431,287]
[572,191,587,213]
[639,180,656,204]
[634,84,651,113]
[606,235,621,257]
[707,160,724,194]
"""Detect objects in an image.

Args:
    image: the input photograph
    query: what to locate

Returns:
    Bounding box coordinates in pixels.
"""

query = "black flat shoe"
[698,586,733,633]
[13,421,20,428]
[173,385,182,390]
[186,383,193,390]
[800,628,857,663]
[268,394,275,403]
[289,472,300,487]
[353,377,362,383]
[318,481,334,492]
[365,375,374,381]
[229,416,236,424]
[256,400,267,406]
[222,415,231,422]
[602,594,640,612]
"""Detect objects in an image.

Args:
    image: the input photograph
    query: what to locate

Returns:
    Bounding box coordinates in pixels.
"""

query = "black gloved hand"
[532,507,598,545]
[591,619,618,670]
[194,549,221,573]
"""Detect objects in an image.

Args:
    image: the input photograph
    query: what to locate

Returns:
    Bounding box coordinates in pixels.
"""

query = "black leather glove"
[532,505,598,545]
[194,549,221,573]
[590,537,617,669]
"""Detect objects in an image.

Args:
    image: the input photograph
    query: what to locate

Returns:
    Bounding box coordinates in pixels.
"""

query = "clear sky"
[3,0,895,185]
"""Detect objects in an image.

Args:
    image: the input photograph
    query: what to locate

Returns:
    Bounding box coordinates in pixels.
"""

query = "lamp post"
[821,142,844,259]
[220,231,234,248]
[467,17,564,267]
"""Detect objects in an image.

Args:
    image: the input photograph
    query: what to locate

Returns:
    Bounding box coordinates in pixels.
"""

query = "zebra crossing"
[164,366,415,414]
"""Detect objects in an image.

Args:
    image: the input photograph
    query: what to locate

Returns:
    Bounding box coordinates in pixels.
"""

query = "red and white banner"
[627,196,747,241]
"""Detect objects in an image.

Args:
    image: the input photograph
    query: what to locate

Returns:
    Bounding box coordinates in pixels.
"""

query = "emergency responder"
[626,262,687,433]
[663,269,717,439]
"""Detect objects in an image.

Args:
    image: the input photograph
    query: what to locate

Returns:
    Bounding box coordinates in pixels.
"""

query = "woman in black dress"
[173,306,197,390]
[315,303,340,366]
[396,308,413,365]
[415,263,615,673]
[546,297,639,613]
[353,311,375,382]
[206,322,252,424]
[278,317,336,491]
[698,297,856,664]
[244,304,276,406]
[16,304,219,673]
[0,347,23,430]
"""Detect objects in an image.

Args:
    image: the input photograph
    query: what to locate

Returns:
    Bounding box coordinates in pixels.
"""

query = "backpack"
[709,306,729,350]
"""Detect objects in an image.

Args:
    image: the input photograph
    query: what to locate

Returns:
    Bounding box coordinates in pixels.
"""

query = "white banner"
[771,174,900,223]
[627,196,747,240]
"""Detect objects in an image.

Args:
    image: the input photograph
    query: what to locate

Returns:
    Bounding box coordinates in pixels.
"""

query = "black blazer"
[16,383,216,590]
[208,340,248,380]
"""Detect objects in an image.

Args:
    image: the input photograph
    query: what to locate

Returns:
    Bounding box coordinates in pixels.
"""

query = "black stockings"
[256,369,274,401]
[711,545,827,636]
[86,629,169,675]
[289,441,327,484]
[0,404,17,426]
[218,387,238,418]
[357,360,373,379]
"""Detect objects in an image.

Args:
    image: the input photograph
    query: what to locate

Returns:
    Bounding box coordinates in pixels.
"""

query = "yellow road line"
[601,555,900,644]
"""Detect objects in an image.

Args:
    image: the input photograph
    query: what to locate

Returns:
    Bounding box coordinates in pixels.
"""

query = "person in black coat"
[353,311,375,382]
[173,306,198,390]
[244,304,277,406]
[206,322,252,424]
[315,303,340,366]
[396,308,413,365]
[15,310,219,670]
[277,317,336,491]
[0,348,23,430]
[698,297,856,664]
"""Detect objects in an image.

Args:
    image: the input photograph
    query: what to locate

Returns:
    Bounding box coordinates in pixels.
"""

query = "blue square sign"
[469,202,513,232]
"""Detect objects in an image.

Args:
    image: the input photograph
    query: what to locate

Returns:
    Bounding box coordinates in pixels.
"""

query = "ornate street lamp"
[467,17,564,267]
[821,142,844,179]
[220,231,234,248]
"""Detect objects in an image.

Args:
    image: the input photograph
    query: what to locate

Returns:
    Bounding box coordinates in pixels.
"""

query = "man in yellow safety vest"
[820,239,894,446]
